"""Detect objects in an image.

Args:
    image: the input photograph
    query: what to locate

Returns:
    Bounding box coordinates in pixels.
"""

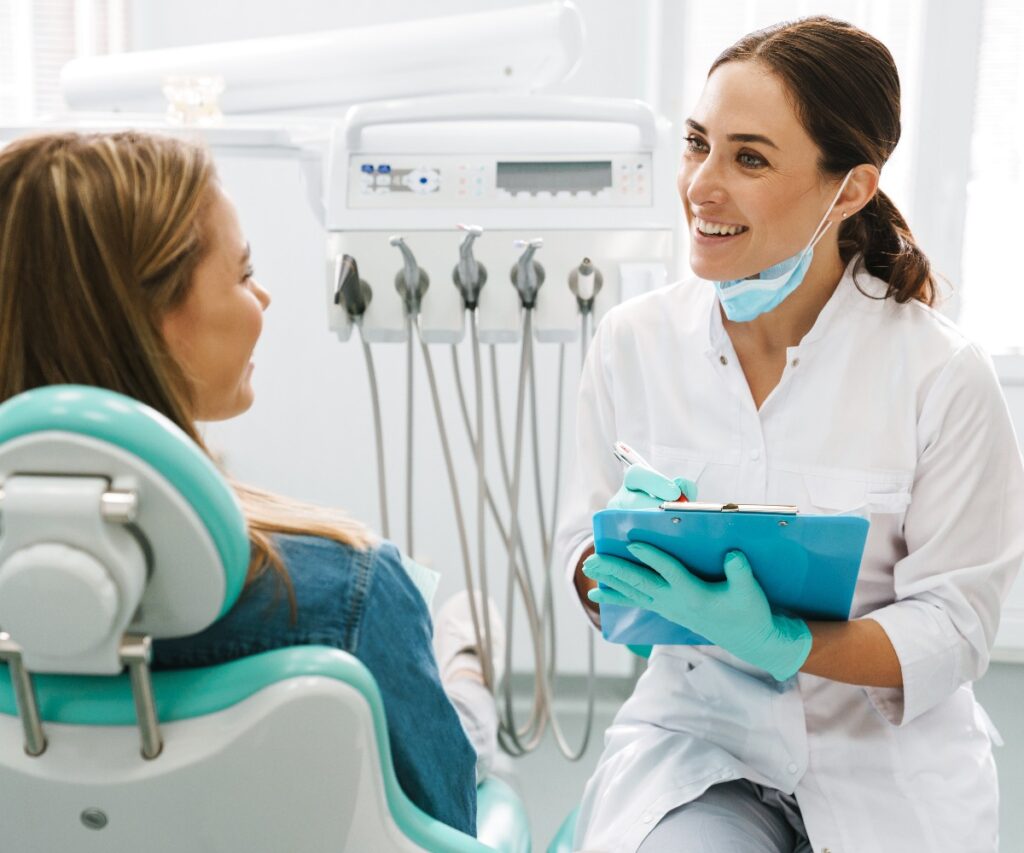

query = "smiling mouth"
[694,216,749,237]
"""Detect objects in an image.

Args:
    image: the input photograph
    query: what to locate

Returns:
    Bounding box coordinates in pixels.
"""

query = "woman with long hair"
[0,130,498,836]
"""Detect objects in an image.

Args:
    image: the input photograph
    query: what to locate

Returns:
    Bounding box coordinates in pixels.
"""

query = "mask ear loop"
[806,170,855,252]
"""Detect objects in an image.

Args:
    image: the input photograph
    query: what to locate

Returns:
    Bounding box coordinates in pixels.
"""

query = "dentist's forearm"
[801,617,903,688]
[573,544,601,628]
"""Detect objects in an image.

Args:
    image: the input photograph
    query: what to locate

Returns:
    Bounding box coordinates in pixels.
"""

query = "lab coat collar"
[703,254,870,358]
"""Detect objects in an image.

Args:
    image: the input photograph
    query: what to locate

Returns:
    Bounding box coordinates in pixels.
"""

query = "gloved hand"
[608,464,697,510]
[584,544,812,681]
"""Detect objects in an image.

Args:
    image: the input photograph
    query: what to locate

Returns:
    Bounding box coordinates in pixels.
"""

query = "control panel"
[348,154,653,208]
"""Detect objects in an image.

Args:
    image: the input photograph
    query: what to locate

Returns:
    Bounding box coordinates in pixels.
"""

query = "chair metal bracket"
[0,631,47,756]
[120,633,163,759]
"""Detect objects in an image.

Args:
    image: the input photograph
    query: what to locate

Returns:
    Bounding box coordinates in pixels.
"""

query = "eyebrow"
[686,118,779,150]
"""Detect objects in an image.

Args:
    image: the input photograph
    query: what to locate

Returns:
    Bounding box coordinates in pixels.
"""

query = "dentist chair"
[0,385,530,853]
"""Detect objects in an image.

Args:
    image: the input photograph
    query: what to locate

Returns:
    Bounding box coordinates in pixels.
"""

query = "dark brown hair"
[711,16,935,305]
[0,132,373,612]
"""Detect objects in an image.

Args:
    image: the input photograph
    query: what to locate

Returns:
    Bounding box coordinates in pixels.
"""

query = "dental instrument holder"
[511,238,545,310]
[390,235,429,317]
[569,257,603,315]
[333,253,373,320]
[453,224,487,310]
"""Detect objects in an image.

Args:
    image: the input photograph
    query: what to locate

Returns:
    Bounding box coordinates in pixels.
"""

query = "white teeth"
[695,217,748,237]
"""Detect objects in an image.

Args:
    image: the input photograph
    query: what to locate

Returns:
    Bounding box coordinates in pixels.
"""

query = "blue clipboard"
[593,504,870,646]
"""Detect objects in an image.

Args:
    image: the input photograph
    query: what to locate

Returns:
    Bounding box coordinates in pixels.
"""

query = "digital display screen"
[496,161,613,193]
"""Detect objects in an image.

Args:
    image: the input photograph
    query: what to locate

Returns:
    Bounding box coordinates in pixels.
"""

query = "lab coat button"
[749,449,761,461]
[719,355,728,365]
[791,357,800,367]
[787,762,799,773]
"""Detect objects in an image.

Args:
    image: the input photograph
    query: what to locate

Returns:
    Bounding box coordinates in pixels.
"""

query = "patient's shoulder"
[273,533,429,629]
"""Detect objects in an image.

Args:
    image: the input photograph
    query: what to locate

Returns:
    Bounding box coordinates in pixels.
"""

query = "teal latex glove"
[608,464,697,510]
[584,544,812,681]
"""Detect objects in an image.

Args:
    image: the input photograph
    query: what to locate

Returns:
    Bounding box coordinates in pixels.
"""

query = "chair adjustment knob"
[0,543,120,657]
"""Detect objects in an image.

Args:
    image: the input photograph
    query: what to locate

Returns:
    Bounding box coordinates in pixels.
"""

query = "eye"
[242,265,255,282]
[737,150,767,169]
[684,134,709,155]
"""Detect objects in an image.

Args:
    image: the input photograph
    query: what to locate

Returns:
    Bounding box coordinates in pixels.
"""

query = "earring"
[841,211,849,219]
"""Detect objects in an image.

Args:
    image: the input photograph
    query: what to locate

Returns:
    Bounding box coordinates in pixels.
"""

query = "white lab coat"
[555,258,1024,853]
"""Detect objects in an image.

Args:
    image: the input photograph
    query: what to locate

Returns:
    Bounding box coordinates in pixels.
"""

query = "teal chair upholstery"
[0,386,530,852]
[547,806,579,853]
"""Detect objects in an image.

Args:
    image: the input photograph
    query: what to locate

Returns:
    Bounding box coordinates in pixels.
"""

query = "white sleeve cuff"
[863,603,967,727]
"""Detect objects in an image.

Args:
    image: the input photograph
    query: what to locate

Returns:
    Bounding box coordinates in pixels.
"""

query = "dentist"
[556,16,1024,853]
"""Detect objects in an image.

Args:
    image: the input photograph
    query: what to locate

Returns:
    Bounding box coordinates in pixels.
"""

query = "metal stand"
[0,632,46,756]
[120,634,162,759]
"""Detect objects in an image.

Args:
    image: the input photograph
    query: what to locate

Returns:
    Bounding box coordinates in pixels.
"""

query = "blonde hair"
[0,131,373,607]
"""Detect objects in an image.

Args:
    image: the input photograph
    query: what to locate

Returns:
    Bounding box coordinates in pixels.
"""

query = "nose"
[254,280,271,310]
[682,153,727,209]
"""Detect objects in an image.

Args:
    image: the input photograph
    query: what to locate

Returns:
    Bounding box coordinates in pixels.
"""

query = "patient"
[0,130,497,836]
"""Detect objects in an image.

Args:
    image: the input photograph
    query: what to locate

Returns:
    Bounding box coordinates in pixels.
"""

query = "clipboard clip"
[660,501,799,515]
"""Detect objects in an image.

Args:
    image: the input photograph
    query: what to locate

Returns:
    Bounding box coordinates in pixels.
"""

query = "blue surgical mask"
[712,171,853,322]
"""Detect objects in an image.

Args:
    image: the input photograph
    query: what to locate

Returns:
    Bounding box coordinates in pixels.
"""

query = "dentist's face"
[161,184,271,421]
[678,60,841,282]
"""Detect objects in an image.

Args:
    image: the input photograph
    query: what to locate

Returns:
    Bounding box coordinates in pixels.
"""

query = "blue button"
[360,164,374,174]
[378,164,391,174]
[419,176,428,184]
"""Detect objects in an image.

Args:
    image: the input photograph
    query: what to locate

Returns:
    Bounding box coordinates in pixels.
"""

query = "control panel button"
[360,163,374,174]
[403,168,440,194]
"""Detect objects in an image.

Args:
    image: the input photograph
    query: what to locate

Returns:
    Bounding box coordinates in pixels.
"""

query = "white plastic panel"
[0,433,225,641]
[0,679,429,852]
[60,2,583,114]
[347,152,653,210]
[327,229,673,344]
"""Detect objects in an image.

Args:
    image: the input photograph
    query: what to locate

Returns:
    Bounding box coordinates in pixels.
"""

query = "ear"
[833,164,880,221]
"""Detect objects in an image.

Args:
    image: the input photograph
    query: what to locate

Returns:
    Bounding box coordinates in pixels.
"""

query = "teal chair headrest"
[0,385,249,617]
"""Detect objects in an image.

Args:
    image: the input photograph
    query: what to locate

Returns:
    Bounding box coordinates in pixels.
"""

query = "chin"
[689,254,736,283]
[230,389,256,418]
[690,252,767,284]
[198,390,255,422]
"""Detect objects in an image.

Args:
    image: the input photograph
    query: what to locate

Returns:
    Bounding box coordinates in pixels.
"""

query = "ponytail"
[838,189,936,306]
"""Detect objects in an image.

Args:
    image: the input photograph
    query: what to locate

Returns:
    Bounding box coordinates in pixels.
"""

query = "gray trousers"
[637,779,811,853]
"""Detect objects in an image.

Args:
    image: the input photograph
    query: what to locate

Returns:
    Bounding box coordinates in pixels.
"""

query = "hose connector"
[389,235,429,314]
[452,223,487,310]
[510,237,545,309]
[568,256,603,314]
[333,253,373,319]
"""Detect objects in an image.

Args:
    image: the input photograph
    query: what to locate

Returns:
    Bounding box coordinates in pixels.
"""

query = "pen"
[612,440,653,469]
[612,440,688,503]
